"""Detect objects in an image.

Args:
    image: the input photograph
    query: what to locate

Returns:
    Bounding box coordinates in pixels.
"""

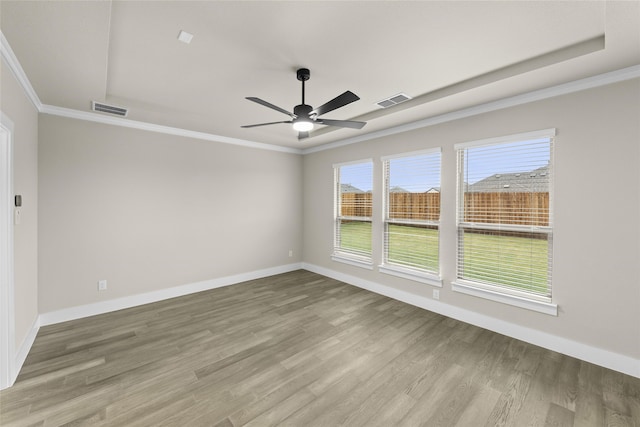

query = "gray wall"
[1,60,39,350]
[38,115,303,312]
[303,78,640,360]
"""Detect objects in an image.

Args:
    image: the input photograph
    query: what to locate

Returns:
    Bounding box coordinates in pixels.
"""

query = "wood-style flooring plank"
[1,269,639,426]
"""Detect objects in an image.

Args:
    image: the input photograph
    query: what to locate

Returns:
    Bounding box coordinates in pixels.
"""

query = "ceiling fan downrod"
[297,68,311,107]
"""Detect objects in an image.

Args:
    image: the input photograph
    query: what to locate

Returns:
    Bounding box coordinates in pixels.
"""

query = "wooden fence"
[388,193,441,221]
[340,193,373,217]
[463,192,549,226]
[341,192,549,226]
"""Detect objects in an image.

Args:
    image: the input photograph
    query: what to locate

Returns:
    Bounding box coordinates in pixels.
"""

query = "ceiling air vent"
[376,93,411,109]
[92,101,128,117]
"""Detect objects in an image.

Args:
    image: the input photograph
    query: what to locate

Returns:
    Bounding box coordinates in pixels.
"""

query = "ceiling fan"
[241,68,366,140]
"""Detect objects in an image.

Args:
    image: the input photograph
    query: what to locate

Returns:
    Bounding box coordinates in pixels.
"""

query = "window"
[380,149,442,285]
[454,129,557,315]
[333,160,373,268]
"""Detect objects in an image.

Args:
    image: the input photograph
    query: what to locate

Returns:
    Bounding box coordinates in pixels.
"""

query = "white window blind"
[334,160,373,263]
[382,150,441,275]
[455,130,554,302]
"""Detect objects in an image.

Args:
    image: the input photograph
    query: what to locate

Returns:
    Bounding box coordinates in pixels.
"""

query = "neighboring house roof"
[389,186,409,193]
[468,165,549,193]
[340,183,364,193]
[425,187,440,193]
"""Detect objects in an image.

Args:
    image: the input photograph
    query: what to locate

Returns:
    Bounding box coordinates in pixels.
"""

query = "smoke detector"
[177,30,194,44]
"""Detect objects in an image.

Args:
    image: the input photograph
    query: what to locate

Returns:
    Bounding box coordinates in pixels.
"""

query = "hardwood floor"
[1,270,638,426]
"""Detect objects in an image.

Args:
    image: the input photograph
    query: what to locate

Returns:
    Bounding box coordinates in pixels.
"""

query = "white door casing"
[0,111,15,389]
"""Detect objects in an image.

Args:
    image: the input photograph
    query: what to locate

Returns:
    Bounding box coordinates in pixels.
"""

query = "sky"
[464,138,550,185]
[339,138,551,192]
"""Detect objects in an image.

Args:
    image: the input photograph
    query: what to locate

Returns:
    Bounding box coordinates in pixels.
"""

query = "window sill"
[331,253,374,270]
[452,280,558,316]
[379,264,442,287]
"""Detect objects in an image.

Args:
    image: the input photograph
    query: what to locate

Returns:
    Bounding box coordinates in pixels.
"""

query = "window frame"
[332,159,374,269]
[453,129,557,315]
[379,148,442,286]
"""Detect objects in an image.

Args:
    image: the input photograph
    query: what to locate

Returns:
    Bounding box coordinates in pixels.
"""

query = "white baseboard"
[8,315,40,387]
[40,263,303,326]
[301,262,640,379]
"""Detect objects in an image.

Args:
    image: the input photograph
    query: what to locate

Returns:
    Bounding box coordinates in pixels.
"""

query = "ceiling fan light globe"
[293,120,314,132]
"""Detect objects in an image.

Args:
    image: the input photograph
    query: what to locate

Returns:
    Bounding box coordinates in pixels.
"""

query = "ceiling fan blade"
[317,118,366,129]
[241,121,292,128]
[311,91,360,117]
[246,97,295,117]
[298,131,310,140]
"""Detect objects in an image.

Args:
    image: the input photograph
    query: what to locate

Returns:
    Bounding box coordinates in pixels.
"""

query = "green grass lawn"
[338,222,549,294]
[386,224,439,272]
[338,221,373,256]
[461,231,549,295]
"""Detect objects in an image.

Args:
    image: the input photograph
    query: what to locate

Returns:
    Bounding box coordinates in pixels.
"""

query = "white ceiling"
[1,1,639,149]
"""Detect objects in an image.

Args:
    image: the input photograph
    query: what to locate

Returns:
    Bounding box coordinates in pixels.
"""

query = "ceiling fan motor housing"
[296,68,310,81]
[294,104,313,119]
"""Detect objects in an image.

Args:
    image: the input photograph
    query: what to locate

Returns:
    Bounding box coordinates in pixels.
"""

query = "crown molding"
[308,35,606,142]
[1,30,300,155]
[0,31,42,111]
[39,104,302,154]
[3,30,638,156]
[302,64,640,154]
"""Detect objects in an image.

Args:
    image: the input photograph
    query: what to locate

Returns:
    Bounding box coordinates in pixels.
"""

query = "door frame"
[0,111,15,389]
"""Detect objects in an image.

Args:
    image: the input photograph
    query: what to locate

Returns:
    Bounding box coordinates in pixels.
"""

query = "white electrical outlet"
[289,250,293,257]
[98,280,107,291]
[433,289,440,300]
